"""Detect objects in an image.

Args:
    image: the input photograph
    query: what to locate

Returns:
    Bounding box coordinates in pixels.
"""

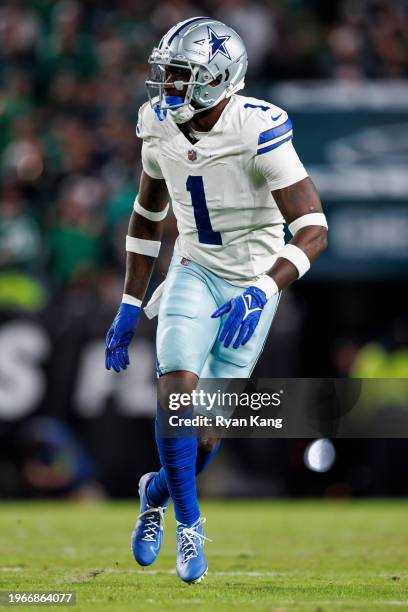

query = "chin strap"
[169,104,196,124]
[165,95,194,124]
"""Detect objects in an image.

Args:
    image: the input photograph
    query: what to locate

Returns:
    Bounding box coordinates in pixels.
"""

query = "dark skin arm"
[267,176,328,288]
[124,171,169,301]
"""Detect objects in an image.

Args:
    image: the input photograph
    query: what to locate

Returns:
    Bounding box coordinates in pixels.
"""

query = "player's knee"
[157,371,198,413]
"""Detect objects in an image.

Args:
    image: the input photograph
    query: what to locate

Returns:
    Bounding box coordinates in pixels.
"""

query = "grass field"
[0,500,407,611]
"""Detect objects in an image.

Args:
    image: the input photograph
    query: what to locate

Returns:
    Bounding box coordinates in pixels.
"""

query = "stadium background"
[0,0,407,501]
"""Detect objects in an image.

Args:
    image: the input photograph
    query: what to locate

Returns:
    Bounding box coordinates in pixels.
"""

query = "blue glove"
[211,286,267,349]
[105,303,141,372]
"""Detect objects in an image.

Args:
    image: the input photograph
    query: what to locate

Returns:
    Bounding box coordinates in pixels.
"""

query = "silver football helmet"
[146,16,248,123]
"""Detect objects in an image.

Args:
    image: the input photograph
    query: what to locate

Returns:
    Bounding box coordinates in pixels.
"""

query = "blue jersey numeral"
[186,175,222,245]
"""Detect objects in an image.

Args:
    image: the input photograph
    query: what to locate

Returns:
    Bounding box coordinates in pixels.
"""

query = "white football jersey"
[136,93,308,286]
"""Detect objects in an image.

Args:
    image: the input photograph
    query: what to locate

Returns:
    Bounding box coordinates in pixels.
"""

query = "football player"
[105,17,328,583]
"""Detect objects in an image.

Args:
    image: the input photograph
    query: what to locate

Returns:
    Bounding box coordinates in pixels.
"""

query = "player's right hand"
[105,303,141,372]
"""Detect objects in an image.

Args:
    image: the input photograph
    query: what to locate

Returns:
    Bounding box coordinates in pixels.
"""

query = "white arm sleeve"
[254,140,308,191]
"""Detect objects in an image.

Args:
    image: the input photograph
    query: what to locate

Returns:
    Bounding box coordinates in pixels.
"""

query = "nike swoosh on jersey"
[271,113,282,121]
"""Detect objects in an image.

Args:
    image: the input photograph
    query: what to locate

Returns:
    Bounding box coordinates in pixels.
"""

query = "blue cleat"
[176,517,210,583]
[131,472,167,566]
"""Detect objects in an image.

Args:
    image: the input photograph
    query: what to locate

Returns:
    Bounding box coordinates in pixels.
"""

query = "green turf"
[0,501,407,611]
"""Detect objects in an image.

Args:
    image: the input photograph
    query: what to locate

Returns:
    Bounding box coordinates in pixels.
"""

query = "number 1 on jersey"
[186,175,222,245]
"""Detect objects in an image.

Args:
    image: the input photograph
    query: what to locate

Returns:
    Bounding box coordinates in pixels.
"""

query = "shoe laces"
[138,506,165,542]
[177,517,211,563]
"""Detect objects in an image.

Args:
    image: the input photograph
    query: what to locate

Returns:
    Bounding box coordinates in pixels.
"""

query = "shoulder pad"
[237,95,292,155]
[136,101,163,140]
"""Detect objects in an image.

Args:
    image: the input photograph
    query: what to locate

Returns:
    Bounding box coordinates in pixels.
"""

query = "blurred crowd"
[0,0,407,366]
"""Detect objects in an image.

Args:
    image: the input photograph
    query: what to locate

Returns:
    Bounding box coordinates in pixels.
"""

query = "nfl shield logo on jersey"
[188,149,197,161]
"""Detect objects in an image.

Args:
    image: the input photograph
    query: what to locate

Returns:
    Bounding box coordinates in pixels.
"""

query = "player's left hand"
[211,286,267,349]
[105,303,141,372]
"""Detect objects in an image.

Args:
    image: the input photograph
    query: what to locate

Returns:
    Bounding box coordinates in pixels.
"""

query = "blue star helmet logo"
[194,26,231,63]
